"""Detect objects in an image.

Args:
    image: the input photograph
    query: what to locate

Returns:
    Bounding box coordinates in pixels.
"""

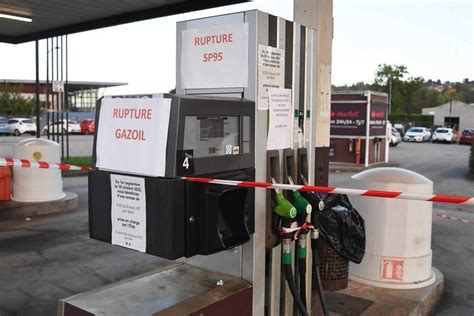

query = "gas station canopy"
[0,0,248,44]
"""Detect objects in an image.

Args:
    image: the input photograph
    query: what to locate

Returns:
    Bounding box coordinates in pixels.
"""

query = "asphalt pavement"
[330,141,474,315]
[0,177,171,316]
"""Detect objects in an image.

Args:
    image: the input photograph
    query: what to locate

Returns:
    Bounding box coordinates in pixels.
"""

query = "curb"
[0,191,78,220]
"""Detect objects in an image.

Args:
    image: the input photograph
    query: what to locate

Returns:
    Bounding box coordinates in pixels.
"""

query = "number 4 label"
[182,157,190,169]
[177,150,194,176]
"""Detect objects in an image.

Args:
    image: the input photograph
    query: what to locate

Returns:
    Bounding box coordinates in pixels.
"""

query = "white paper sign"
[52,80,64,92]
[267,88,293,150]
[111,174,146,252]
[96,96,171,177]
[257,45,285,110]
[180,23,249,89]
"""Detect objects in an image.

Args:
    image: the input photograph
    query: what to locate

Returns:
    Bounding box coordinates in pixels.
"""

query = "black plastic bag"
[317,194,366,264]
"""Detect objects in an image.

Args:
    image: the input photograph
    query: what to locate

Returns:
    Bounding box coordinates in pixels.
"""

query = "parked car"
[8,118,37,136]
[390,127,401,147]
[0,117,11,135]
[80,119,95,135]
[460,129,474,145]
[393,123,406,136]
[43,120,81,135]
[403,127,431,142]
[432,127,456,143]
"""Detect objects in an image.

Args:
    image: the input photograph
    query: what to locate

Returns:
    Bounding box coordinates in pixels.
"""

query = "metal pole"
[66,35,70,159]
[56,36,59,144]
[449,99,452,128]
[46,38,50,140]
[50,37,54,140]
[35,40,40,138]
[60,35,65,161]
[388,76,392,114]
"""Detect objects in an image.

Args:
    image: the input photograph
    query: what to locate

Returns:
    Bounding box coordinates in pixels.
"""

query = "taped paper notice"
[111,174,146,252]
[267,88,292,150]
[96,96,171,177]
[181,23,249,89]
[257,45,285,110]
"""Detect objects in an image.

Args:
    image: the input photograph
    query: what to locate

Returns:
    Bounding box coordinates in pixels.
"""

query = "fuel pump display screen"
[184,116,241,158]
[200,118,225,139]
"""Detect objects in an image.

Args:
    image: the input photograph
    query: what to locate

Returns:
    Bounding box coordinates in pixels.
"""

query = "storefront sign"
[180,23,249,89]
[369,103,388,136]
[329,144,335,158]
[111,174,146,252]
[330,103,367,136]
[257,45,285,110]
[96,96,171,176]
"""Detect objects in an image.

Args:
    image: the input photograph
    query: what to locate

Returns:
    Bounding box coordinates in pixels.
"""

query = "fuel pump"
[89,94,256,260]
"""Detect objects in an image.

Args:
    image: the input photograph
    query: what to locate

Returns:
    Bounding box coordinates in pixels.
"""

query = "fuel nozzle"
[287,176,312,220]
[274,191,297,219]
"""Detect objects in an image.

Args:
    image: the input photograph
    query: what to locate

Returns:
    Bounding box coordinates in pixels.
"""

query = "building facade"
[422,101,474,131]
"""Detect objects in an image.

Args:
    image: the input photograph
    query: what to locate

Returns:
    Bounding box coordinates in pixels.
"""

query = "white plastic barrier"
[12,138,65,202]
[349,167,436,289]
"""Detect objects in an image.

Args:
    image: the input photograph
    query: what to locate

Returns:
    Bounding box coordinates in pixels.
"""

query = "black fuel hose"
[283,263,309,316]
[312,238,329,316]
[302,190,329,316]
[298,254,307,307]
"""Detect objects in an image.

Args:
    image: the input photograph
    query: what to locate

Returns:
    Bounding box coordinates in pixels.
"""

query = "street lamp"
[388,76,392,114]
[447,87,456,129]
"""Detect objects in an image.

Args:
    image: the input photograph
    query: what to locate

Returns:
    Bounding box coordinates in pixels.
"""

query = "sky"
[0,0,472,96]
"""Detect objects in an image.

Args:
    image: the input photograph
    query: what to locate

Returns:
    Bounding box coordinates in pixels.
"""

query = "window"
[8,119,18,124]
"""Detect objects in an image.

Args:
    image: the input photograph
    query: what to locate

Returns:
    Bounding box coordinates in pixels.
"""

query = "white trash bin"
[349,167,436,289]
[12,138,65,202]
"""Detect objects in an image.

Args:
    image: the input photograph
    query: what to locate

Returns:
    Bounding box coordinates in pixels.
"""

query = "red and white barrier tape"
[281,222,314,235]
[183,176,474,206]
[1,158,472,206]
[435,212,474,225]
[0,158,92,171]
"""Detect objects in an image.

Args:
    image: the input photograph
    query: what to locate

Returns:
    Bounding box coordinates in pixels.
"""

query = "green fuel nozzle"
[271,177,297,219]
[287,176,312,217]
[275,192,297,219]
[291,191,312,216]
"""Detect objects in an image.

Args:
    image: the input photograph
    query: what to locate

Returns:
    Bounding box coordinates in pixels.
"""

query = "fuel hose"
[303,190,329,316]
[282,235,309,316]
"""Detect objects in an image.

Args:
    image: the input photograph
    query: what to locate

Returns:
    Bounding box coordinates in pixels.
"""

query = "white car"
[390,128,402,147]
[43,120,81,135]
[8,118,37,136]
[403,127,431,142]
[432,127,456,143]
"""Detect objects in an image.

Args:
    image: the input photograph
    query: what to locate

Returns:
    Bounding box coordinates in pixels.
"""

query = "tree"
[333,65,474,113]
[370,64,429,113]
[373,64,408,87]
[0,82,36,117]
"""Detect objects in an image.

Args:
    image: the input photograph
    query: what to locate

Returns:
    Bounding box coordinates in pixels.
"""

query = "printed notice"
[111,174,146,252]
[96,96,171,177]
[267,88,292,150]
[180,23,249,89]
[257,45,285,110]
